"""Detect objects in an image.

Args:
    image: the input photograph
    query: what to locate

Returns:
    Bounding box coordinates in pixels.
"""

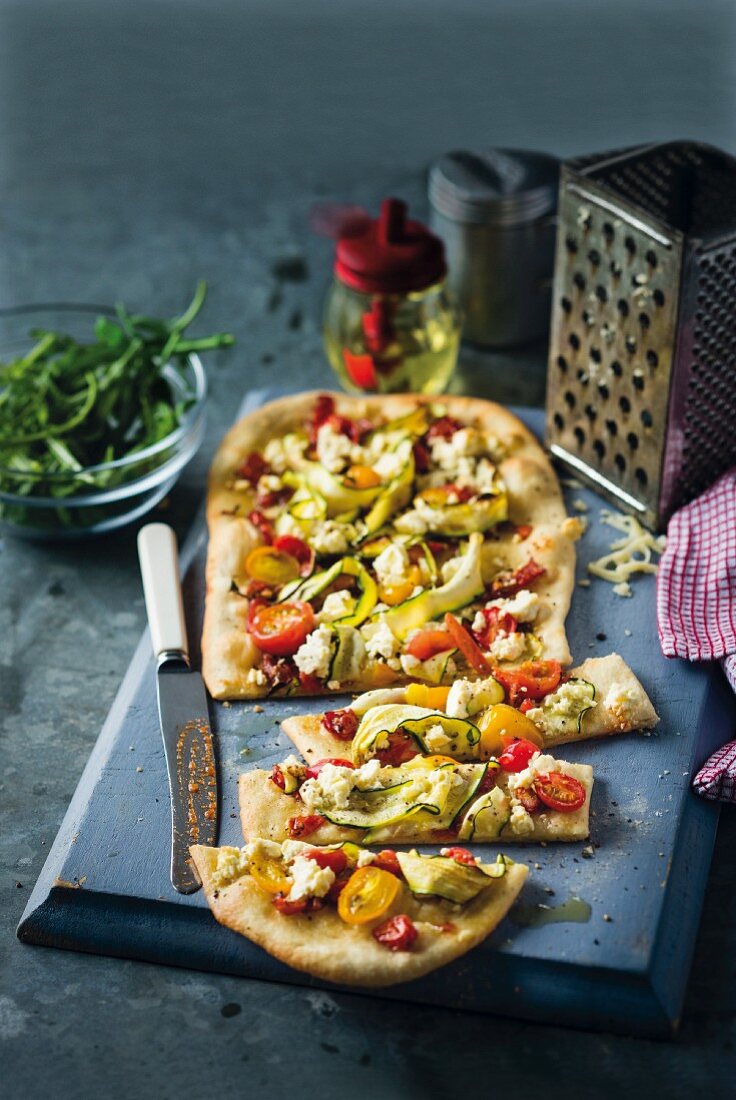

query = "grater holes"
[619,396,631,413]
[595,285,608,303]
[569,332,580,350]
[581,308,593,326]
[614,453,626,472]
[635,467,648,486]
[588,248,601,266]
[598,382,609,400]
[610,259,622,278]
[653,289,665,307]
[590,347,602,363]
[564,390,576,408]
[639,312,651,329]
[576,367,589,386]
[627,431,639,450]
[605,418,618,436]
[593,439,605,458]
[557,355,568,372]
[617,299,629,317]
[573,272,586,290]
[603,221,615,241]
[553,412,564,430]
[565,235,578,253]
[584,403,597,421]
[625,335,637,354]
[611,360,623,377]
[573,426,586,445]
[645,249,658,267]
[646,349,659,367]
[633,370,645,391]
[561,296,572,313]
[624,235,637,256]
[641,409,653,428]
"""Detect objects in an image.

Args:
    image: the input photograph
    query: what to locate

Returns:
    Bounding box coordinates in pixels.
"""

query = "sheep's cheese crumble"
[294,624,334,680]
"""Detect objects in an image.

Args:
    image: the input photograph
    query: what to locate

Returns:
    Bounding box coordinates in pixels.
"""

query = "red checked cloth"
[656,468,736,801]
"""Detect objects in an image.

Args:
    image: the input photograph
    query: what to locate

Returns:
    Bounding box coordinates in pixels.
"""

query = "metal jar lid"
[429,148,560,227]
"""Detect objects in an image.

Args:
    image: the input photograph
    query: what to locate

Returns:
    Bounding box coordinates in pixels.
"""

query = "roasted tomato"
[405,628,455,661]
[305,847,349,874]
[305,758,355,780]
[287,814,326,838]
[248,600,315,657]
[490,559,546,598]
[261,653,297,688]
[515,786,543,814]
[270,764,287,790]
[308,394,336,444]
[337,867,400,925]
[533,772,586,812]
[323,707,359,741]
[375,730,418,767]
[497,738,539,773]
[371,850,403,877]
[273,894,323,915]
[472,606,518,649]
[425,416,462,441]
[413,438,430,473]
[493,660,562,705]
[442,847,478,866]
[273,534,314,576]
[444,613,491,675]
[515,524,533,541]
[372,914,418,951]
[235,451,269,485]
[247,509,275,544]
[245,545,301,586]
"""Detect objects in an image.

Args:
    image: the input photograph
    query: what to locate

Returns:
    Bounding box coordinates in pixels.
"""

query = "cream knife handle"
[137,523,188,659]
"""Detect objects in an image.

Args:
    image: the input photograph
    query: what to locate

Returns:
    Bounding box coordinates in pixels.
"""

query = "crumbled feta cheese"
[613,581,633,598]
[244,838,283,862]
[441,553,466,584]
[373,542,410,588]
[318,589,356,623]
[353,759,383,790]
[507,753,562,791]
[257,473,284,495]
[299,763,356,811]
[400,653,422,676]
[287,854,336,901]
[445,676,503,718]
[486,589,540,623]
[294,625,334,680]
[311,520,354,555]
[212,846,251,887]
[602,682,639,724]
[316,422,353,472]
[489,631,527,662]
[263,433,307,474]
[372,448,405,482]
[472,610,486,634]
[423,724,453,752]
[356,849,377,867]
[280,840,310,864]
[408,766,462,809]
[525,681,597,735]
[508,802,536,835]
[471,458,501,495]
[246,667,267,687]
[361,619,401,660]
[394,509,429,535]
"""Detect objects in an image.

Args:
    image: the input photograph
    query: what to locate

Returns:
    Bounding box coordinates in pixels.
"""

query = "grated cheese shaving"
[587,510,666,592]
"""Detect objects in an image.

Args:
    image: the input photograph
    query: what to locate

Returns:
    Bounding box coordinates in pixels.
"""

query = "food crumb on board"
[136,766,143,773]
[578,578,591,587]
[624,628,632,636]
[253,705,264,713]
[602,913,613,922]
[581,845,595,859]
[572,498,589,513]
[222,701,232,709]
[612,581,633,598]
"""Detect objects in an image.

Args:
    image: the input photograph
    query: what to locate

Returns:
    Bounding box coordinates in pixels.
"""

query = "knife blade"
[138,523,218,894]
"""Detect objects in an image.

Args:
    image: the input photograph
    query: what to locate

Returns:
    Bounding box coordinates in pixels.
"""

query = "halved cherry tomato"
[375,730,418,766]
[405,683,451,710]
[371,850,403,877]
[273,534,314,576]
[249,600,315,656]
[473,606,518,649]
[380,565,422,607]
[247,509,274,544]
[249,856,292,896]
[323,708,359,741]
[337,866,400,926]
[533,772,586,813]
[305,758,355,780]
[273,894,323,915]
[491,559,546,598]
[372,913,417,951]
[305,847,348,874]
[497,738,539,773]
[492,660,562,705]
[405,628,454,661]
[444,613,491,675]
[345,464,382,489]
[245,545,301,586]
[442,847,477,866]
[287,813,326,838]
[477,703,544,757]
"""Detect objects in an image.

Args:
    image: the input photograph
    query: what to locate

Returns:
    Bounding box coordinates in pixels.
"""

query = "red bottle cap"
[335,198,447,295]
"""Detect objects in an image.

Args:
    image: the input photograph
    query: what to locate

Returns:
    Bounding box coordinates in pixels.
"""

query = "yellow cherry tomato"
[337,866,400,925]
[405,683,451,710]
[248,855,292,896]
[476,703,544,758]
[345,465,382,489]
[379,565,422,606]
[245,545,300,586]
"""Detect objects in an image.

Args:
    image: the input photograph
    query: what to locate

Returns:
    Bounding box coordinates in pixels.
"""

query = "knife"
[137,522,218,894]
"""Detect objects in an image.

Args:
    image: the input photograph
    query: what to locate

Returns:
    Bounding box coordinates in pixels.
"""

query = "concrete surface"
[1,1,735,1097]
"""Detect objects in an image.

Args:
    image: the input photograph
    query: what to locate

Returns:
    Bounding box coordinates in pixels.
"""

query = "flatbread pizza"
[190,839,528,987]
[202,392,581,699]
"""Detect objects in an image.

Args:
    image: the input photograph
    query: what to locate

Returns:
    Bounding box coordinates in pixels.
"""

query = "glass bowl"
[0,304,207,540]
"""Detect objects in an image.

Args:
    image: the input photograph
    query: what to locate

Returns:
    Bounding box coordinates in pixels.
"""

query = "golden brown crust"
[202,391,576,699]
[190,843,527,987]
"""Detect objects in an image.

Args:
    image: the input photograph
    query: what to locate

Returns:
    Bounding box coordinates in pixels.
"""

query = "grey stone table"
[1,1,736,1096]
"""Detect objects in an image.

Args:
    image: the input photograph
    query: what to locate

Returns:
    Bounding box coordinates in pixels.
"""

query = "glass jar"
[322,199,462,395]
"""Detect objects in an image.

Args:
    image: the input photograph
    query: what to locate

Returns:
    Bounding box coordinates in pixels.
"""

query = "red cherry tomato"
[305,758,355,780]
[375,730,418,767]
[444,613,491,675]
[305,847,348,874]
[442,847,477,866]
[273,534,314,576]
[473,606,518,648]
[272,894,323,915]
[491,558,546,598]
[248,600,316,657]
[405,628,455,661]
[323,707,359,741]
[371,850,403,877]
[247,509,275,544]
[287,814,326,838]
[497,738,539,773]
[533,772,587,813]
[492,660,562,705]
[373,914,418,951]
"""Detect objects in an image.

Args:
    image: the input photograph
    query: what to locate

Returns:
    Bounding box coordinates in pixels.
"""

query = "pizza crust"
[202,392,576,699]
[281,653,657,759]
[190,843,528,988]
[237,764,593,846]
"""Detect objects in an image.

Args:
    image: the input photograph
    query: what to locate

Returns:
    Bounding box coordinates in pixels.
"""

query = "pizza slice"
[202,391,581,699]
[281,652,658,765]
[190,839,528,987]
[238,750,593,846]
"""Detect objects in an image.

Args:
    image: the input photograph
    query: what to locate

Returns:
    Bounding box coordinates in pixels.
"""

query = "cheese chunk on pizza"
[202,392,580,699]
[239,751,593,846]
[190,839,528,987]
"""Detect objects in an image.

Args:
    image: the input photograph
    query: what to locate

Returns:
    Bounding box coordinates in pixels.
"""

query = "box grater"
[545,141,736,530]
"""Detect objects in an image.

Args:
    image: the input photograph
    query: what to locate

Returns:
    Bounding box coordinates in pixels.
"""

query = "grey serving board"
[17,396,735,1038]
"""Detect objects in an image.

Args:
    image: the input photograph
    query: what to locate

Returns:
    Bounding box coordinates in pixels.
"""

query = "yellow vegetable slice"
[337,867,400,925]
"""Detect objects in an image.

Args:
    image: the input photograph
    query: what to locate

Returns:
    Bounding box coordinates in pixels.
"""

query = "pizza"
[190,839,528,987]
[202,392,582,700]
[238,750,593,846]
